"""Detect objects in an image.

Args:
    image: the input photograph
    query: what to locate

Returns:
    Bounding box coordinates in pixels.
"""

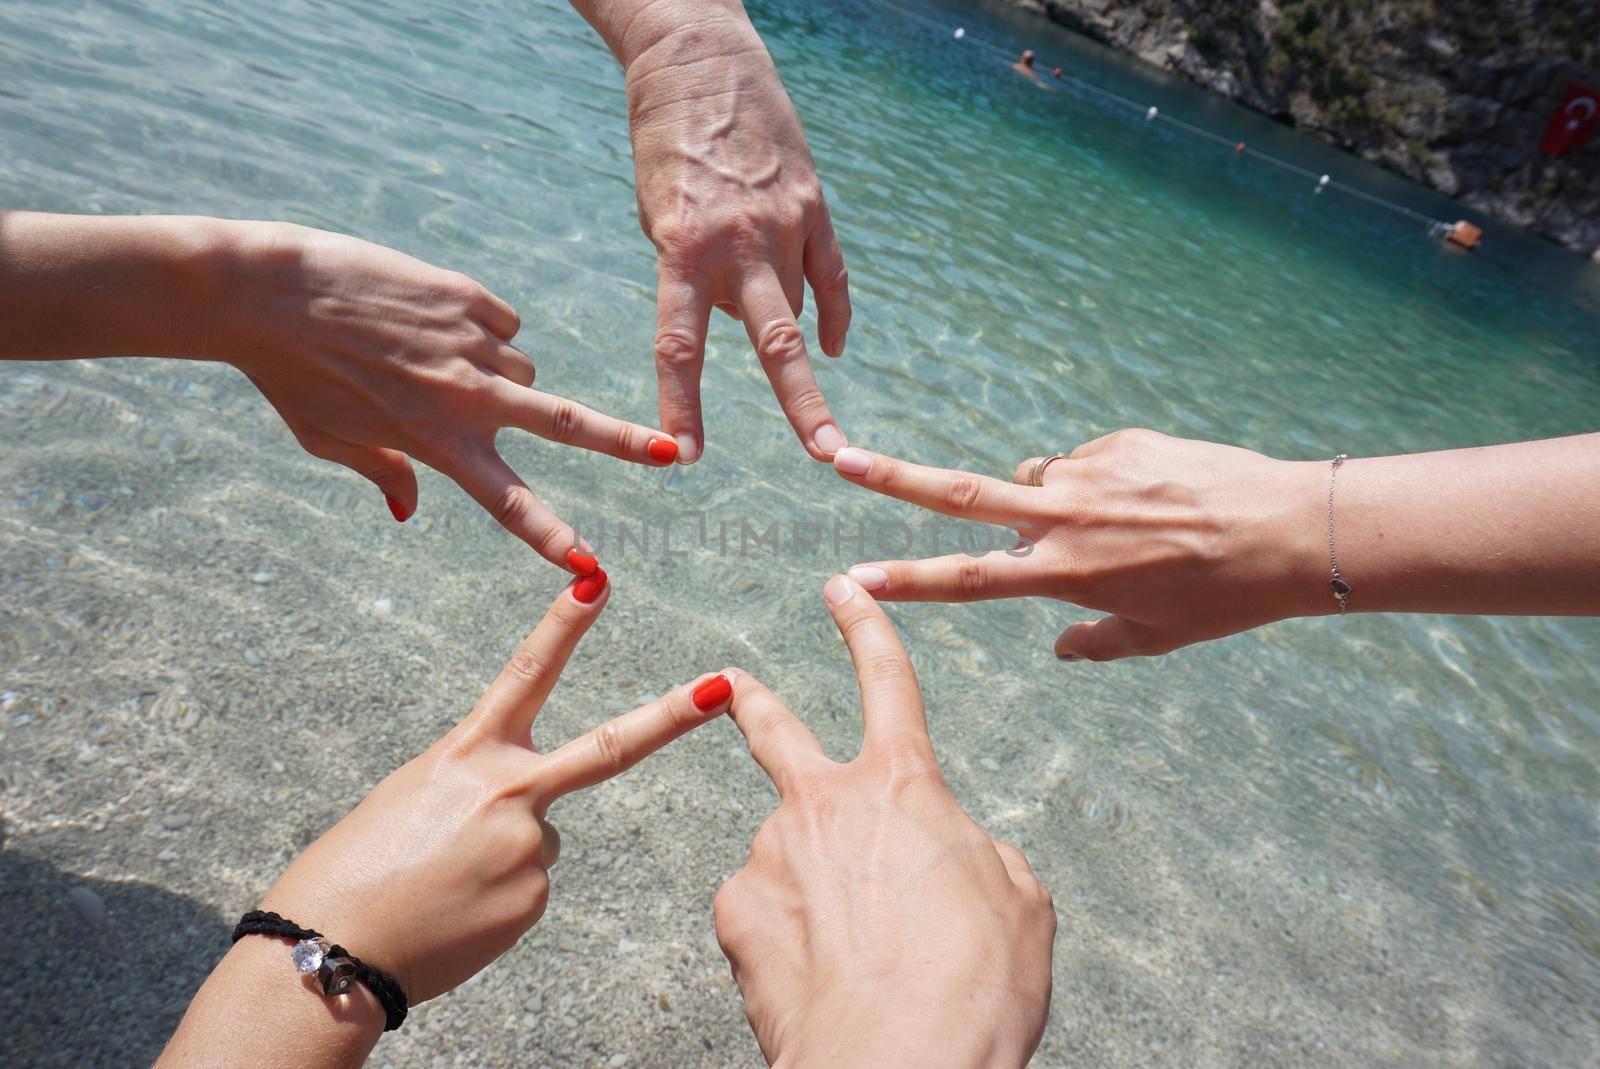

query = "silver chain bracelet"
[1326,454,1351,614]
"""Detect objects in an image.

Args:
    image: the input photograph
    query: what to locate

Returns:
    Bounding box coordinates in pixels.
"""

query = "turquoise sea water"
[2,0,1598,1065]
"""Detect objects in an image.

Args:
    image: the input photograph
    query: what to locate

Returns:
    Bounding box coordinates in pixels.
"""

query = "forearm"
[0,210,239,362]
[1284,433,1600,618]
[155,936,384,1069]
[566,0,754,69]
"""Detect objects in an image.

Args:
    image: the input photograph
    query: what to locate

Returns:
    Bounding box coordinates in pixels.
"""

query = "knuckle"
[955,559,988,598]
[725,206,766,245]
[753,320,806,367]
[784,386,828,421]
[818,262,849,293]
[649,217,703,256]
[503,645,552,686]
[1107,427,1157,451]
[875,457,903,494]
[653,327,703,368]
[490,484,534,530]
[592,721,628,775]
[752,709,793,748]
[439,270,481,305]
[548,401,582,444]
[879,744,938,786]
[856,646,911,682]
[661,694,696,732]
[943,475,983,515]
[613,421,637,459]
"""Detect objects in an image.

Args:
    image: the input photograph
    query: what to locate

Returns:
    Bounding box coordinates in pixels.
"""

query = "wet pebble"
[161,811,192,830]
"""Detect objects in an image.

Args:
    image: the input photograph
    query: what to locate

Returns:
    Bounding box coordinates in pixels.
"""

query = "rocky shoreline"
[1010,0,1600,258]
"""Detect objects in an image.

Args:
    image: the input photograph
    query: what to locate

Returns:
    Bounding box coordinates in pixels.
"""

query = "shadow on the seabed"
[0,818,230,1069]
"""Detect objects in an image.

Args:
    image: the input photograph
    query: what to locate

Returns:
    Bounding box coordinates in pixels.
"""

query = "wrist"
[775,990,1034,1069]
[181,218,307,373]
[159,933,383,1069]
[132,215,252,362]
[1244,458,1338,623]
[614,2,762,76]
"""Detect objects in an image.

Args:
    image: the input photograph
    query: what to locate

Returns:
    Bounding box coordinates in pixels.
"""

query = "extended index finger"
[737,270,846,461]
[465,571,611,742]
[822,574,931,760]
[532,670,734,808]
[493,382,679,467]
[443,444,576,569]
[724,668,829,798]
[832,447,1047,526]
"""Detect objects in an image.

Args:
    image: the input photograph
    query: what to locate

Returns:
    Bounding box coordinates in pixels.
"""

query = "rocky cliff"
[1009,0,1600,257]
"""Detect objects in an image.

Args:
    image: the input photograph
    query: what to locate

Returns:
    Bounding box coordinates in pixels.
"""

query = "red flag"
[1539,81,1599,156]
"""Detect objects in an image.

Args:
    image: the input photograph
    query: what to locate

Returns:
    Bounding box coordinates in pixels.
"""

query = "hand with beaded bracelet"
[827,429,1600,660]
[155,573,736,1068]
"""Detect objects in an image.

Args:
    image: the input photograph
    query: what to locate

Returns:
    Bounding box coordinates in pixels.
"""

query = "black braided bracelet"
[232,910,409,1031]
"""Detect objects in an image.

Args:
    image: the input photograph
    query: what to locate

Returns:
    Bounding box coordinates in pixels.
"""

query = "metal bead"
[316,956,359,996]
[1330,578,1351,597]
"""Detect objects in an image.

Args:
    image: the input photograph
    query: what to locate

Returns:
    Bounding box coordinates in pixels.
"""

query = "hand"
[714,575,1055,1067]
[217,221,679,570]
[831,430,1330,661]
[254,574,732,1005]
[620,9,852,462]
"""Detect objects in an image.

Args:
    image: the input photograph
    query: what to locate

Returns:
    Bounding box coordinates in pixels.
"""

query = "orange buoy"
[1234,141,1246,153]
[1445,220,1482,249]
[1052,66,1062,78]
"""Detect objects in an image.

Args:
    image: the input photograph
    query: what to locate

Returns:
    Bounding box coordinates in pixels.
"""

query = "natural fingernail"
[833,447,871,476]
[691,673,733,712]
[385,495,411,523]
[847,565,888,591]
[647,437,678,465]
[674,434,701,464]
[566,548,599,577]
[1057,652,1082,662]
[571,567,608,604]
[813,423,846,456]
[823,574,855,606]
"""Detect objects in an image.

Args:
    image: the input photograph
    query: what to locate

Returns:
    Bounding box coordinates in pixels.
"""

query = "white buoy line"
[873,0,1459,237]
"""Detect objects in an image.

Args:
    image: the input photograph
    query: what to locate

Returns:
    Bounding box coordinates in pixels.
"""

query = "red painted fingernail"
[691,673,732,712]
[385,495,411,522]
[647,437,678,464]
[571,567,607,604]
[566,548,599,577]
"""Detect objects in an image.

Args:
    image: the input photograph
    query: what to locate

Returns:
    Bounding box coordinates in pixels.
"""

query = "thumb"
[1053,616,1182,662]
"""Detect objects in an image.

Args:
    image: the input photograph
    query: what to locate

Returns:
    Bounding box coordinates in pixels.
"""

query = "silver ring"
[1027,453,1066,487]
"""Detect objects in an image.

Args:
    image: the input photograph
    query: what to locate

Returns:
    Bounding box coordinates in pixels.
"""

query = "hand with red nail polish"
[714,576,1056,1068]
[0,211,677,570]
[833,432,1600,661]
[156,581,731,1069]
[567,0,852,464]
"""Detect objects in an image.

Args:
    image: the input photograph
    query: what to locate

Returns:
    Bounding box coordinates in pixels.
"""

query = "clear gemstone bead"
[291,938,328,974]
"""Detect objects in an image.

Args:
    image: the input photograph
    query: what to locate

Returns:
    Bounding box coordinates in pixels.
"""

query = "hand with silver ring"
[832,429,1600,660]
[831,429,1337,661]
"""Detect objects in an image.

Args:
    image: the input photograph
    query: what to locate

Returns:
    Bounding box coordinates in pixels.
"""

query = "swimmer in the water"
[1014,48,1039,79]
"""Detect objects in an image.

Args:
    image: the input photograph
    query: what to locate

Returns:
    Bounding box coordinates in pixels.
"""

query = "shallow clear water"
[2,0,1599,1065]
